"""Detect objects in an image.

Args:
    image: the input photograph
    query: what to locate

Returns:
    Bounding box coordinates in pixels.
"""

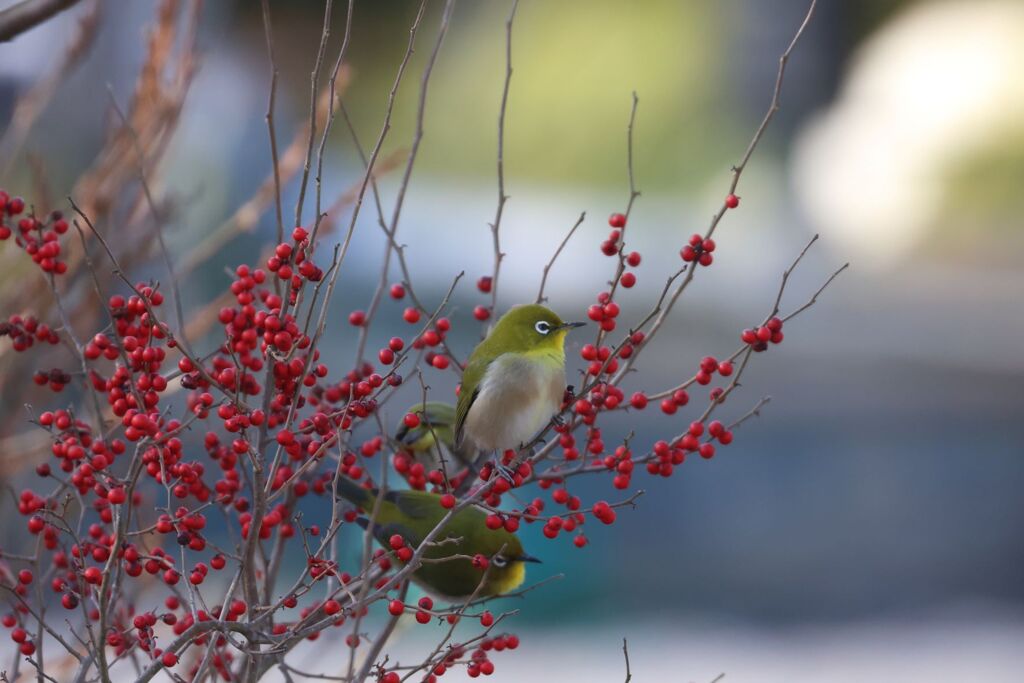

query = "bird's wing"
[454,363,485,449]
[456,335,502,448]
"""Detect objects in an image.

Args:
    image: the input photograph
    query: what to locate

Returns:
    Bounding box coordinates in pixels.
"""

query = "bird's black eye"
[492,554,508,567]
[534,321,551,335]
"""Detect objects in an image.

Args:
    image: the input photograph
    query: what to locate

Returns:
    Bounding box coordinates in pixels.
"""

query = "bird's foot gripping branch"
[0,1,838,681]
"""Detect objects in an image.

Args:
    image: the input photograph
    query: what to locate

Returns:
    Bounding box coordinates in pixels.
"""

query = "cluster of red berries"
[741,316,784,352]
[32,367,72,391]
[0,191,69,274]
[600,212,627,256]
[0,314,60,351]
[374,627,516,681]
[266,227,324,303]
[680,233,716,267]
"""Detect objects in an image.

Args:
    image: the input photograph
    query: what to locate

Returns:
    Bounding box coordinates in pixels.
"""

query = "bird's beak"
[517,553,542,564]
[558,322,586,330]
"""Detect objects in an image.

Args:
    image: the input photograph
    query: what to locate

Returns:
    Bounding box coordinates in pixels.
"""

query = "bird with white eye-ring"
[454,304,586,471]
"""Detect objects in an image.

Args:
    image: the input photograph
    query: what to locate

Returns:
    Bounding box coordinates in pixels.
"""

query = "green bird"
[395,401,477,472]
[455,304,584,454]
[335,476,538,599]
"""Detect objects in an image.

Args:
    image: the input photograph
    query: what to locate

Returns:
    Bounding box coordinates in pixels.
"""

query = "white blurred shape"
[793,1,1024,266]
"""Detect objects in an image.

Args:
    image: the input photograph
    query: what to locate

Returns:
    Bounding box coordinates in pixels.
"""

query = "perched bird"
[455,304,584,453]
[394,401,477,472]
[335,476,538,599]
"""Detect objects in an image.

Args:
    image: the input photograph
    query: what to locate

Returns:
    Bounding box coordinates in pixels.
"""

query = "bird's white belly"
[464,353,564,452]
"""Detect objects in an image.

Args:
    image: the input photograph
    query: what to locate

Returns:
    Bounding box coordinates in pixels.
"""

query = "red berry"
[403,308,421,324]
[480,610,494,627]
[620,272,637,288]
[162,651,178,667]
[389,283,406,299]
[403,413,421,429]
[608,213,626,228]
[348,310,366,326]
[630,392,647,409]
[388,600,404,616]
[725,194,739,209]
[440,493,456,509]
[477,276,493,293]
[473,305,491,321]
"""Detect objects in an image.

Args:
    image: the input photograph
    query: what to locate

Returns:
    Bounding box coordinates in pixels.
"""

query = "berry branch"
[0,1,835,681]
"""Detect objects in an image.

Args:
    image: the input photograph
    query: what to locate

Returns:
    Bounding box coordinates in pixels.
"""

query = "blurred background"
[2,0,1023,681]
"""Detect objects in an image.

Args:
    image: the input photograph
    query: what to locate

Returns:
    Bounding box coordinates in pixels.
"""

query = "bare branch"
[0,0,81,42]
[293,0,335,229]
[486,0,520,323]
[261,0,284,245]
[536,211,585,304]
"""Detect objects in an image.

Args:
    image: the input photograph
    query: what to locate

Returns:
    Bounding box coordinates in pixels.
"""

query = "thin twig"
[105,89,191,356]
[486,0,519,325]
[536,211,585,304]
[612,0,818,376]
[0,0,81,42]
[260,0,284,245]
[353,0,456,365]
[293,0,335,229]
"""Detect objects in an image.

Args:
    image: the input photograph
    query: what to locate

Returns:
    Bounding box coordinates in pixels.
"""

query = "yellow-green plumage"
[334,476,536,599]
[455,304,584,453]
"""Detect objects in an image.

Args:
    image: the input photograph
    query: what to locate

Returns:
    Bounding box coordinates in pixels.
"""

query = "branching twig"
[536,211,585,304]
[485,0,519,324]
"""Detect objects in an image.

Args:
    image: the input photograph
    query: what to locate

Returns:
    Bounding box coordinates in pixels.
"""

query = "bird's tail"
[333,475,375,509]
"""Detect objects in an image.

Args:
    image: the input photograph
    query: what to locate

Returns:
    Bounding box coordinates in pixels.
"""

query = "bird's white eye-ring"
[534,321,551,335]
[492,554,508,567]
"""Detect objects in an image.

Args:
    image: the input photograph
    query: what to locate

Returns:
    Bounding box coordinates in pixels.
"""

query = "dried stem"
[0,0,81,42]
[486,0,519,324]
[536,211,586,304]
[260,0,284,245]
